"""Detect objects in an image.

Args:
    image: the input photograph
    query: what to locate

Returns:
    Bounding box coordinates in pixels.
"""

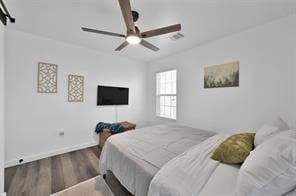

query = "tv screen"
[97,85,129,105]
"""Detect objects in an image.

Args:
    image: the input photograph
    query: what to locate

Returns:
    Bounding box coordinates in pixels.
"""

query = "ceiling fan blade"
[81,27,125,38]
[115,41,129,51]
[140,40,159,51]
[118,0,136,33]
[141,24,181,38]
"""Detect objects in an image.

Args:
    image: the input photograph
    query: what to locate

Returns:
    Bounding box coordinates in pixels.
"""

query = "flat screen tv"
[97,85,129,105]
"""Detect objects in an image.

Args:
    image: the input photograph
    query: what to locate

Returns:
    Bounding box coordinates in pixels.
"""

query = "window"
[156,70,177,120]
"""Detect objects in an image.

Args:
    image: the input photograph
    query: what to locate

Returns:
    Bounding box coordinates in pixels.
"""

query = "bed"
[99,124,215,196]
[148,134,237,196]
[147,130,296,196]
[100,122,296,196]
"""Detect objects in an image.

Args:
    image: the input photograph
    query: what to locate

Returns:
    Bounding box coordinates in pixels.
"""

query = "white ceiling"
[5,0,296,62]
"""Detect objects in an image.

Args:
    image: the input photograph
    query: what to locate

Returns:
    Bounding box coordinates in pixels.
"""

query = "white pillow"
[237,133,296,196]
[254,117,289,147]
[275,129,296,140]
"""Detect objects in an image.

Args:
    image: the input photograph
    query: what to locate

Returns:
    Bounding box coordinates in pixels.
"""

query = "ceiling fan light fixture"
[126,35,141,45]
[81,0,181,51]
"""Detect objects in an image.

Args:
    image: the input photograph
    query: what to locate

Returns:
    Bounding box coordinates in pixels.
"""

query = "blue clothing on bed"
[95,122,124,134]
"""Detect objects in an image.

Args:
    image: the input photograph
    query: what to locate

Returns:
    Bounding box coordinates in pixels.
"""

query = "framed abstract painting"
[204,61,239,88]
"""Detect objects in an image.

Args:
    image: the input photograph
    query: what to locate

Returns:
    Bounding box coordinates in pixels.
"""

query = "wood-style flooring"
[5,146,101,196]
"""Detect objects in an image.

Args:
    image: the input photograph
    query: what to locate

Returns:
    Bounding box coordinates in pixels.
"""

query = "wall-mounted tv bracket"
[0,0,15,26]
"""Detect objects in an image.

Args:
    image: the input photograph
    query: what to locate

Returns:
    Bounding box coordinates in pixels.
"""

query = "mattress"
[99,124,215,196]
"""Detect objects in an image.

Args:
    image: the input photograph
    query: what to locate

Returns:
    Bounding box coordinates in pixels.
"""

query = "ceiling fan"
[81,0,181,52]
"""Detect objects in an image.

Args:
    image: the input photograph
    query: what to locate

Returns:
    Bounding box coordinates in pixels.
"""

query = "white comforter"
[148,134,230,196]
[99,124,215,196]
[148,133,296,196]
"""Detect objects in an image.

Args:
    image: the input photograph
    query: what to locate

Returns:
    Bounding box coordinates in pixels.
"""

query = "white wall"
[148,15,296,133]
[5,30,148,167]
[4,15,296,169]
[293,49,296,128]
[0,24,5,195]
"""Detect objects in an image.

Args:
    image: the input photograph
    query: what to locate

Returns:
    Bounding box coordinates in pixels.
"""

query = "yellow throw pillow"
[211,133,255,164]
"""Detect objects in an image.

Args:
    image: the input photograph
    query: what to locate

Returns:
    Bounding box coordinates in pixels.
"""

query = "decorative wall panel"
[68,75,84,102]
[37,62,58,93]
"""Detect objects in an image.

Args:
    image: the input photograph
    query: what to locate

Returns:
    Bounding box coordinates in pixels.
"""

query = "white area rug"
[51,176,114,196]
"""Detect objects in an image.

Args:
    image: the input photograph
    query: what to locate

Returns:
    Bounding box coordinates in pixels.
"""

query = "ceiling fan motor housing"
[132,11,139,22]
[127,26,140,36]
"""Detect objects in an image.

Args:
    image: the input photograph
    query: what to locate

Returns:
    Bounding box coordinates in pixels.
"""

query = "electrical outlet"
[57,128,65,136]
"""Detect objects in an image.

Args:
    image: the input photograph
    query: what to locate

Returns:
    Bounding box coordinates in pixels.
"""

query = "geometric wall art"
[204,61,239,88]
[68,75,84,102]
[37,62,58,93]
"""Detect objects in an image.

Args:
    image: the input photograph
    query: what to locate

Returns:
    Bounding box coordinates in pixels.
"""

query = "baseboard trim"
[5,141,98,168]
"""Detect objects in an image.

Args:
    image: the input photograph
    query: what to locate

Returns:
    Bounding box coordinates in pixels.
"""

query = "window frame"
[155,69,177,120]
